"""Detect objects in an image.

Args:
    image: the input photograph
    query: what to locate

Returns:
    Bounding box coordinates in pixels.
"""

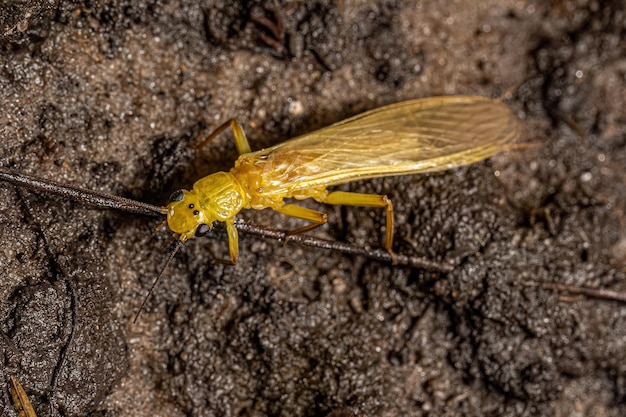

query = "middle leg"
[272,204,328,238]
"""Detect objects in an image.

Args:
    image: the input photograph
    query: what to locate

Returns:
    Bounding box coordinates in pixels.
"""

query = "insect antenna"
[134,240,184,323]
[0,167,165,216]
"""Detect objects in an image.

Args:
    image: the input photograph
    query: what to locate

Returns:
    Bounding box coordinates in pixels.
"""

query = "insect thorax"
[230,157,288,210]
[192,171,247,221]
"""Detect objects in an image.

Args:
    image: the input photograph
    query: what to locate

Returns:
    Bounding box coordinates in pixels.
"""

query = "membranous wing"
[238,96,521,197]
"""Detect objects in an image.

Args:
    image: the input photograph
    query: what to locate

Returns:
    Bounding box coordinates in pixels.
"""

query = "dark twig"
[48,279,77,417]
[526,281,626,303]
[15,189,78,417]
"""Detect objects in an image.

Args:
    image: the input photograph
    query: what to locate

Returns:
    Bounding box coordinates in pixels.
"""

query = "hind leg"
[318,191,395,254]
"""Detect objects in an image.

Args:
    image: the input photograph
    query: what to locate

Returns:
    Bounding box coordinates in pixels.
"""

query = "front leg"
[214,218,239,265]
[195,119,252,155]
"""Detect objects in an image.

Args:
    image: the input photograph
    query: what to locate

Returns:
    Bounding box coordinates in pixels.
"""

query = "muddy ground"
[0,1,625,416]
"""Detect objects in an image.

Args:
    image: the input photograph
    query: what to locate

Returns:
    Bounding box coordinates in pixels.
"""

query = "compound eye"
[169,190,184,202]
[195,224,210,237]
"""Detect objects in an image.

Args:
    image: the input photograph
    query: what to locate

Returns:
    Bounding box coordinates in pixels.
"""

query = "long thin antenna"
[1,166,454,271]
[232,220,454,272]
[0,167,165,216]
[134,240,184,323]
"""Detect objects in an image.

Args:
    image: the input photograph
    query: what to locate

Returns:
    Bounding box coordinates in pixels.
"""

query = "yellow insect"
[164,95,520,263]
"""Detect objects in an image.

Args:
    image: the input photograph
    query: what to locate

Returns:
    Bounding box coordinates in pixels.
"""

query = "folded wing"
[239,96,520,195]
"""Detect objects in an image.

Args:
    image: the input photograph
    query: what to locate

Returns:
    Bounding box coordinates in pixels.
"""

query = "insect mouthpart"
[195,223,211,237]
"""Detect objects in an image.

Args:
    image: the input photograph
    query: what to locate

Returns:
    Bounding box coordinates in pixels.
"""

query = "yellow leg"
[226,219,239,263]
[214,219,239,265]
[319,191,395,253]
[273,204,328,237]
[195,119,252,155]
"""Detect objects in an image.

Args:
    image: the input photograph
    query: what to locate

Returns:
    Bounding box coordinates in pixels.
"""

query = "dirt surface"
[1,1,625,416]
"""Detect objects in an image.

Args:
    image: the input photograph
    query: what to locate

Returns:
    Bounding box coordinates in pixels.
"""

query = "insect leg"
[273,204,328,238]
[195,119,252,155]
[225,218,239,264]
[320,191,395,254]
[213,218,239,265]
